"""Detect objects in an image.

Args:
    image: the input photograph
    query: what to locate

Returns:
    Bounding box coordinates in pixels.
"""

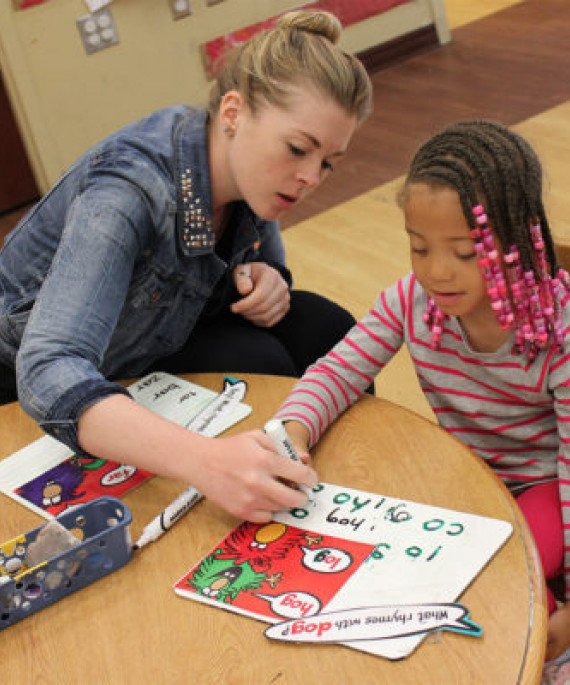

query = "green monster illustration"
[188,549,273,604]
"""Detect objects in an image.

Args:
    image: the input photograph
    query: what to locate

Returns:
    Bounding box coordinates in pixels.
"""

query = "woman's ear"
[219,90,244,134]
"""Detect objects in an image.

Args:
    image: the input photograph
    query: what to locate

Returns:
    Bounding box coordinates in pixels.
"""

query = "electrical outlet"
[77,8,119,55]
[170,0,192,20]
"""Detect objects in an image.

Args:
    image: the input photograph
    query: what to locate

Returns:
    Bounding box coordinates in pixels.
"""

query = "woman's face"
[223,87,358,220]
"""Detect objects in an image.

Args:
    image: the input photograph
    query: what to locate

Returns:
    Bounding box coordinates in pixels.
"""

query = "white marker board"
[273,481,512,659]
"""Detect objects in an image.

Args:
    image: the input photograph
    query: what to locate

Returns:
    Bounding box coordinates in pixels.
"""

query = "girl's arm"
[275,278,408,447]
[546,602,570,661]
[78,393,318,522]
[283,420,311,454]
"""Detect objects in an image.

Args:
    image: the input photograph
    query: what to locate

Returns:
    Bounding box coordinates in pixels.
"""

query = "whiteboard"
[273,481,513,660]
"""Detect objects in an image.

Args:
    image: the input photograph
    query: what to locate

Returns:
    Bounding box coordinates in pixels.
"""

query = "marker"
[133,487,203,550]
[264,419,314,502]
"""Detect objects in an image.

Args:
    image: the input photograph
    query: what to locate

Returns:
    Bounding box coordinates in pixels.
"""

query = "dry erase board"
[274,482,512,658]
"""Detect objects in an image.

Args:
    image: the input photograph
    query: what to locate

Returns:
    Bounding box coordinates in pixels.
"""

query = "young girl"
[274,120,570,667]
[0,10,371,523]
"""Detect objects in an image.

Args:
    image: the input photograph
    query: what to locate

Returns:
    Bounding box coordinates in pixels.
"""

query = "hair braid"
[401,120,555,273]
[399,119,566,360]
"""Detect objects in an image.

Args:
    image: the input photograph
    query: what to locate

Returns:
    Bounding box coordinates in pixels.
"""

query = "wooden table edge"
[383,399,548,684]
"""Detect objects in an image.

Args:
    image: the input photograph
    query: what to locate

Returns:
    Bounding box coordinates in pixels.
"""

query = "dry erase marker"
[133,487,203,550]
[264,419,314,501]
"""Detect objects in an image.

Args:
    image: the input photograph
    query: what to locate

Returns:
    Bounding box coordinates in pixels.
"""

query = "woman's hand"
[78,395,316,523]
[546,601,570,661]
[189,430,318,522]
[231,262,290,327]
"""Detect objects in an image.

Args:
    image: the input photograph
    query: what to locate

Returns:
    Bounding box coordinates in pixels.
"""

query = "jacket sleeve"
[16,175,156,454]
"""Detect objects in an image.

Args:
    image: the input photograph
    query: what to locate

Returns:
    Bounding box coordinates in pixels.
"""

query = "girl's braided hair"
[400,120,568,359]
[400,120,557,277]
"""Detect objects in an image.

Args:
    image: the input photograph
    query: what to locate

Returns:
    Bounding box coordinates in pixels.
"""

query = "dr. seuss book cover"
[174,482,513,660]
[173,520,376,623]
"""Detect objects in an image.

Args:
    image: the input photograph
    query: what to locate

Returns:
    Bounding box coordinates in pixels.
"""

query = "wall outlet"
[77,8,119,55]
[170,0,192,20]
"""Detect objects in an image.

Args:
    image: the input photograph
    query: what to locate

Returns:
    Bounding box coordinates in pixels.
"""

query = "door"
[0,69,38,214]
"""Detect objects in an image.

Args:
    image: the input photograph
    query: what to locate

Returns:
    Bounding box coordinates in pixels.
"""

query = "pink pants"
[516,480,563,614]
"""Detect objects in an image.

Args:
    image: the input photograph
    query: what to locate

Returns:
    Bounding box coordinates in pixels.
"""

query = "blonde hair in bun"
[209,9,371,123]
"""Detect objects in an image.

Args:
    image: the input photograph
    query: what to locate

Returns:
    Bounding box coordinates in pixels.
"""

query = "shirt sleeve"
[275,278,408,446]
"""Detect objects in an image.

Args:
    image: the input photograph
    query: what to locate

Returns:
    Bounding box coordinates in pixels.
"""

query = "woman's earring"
[223,124,236,137]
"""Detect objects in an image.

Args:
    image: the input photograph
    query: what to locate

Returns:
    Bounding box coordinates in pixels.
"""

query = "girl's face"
[221,87,358,220]
[404,183,496,325]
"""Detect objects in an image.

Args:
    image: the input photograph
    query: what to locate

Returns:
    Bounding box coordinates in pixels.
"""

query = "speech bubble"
[265,603,482,643]
[186,377,248,436]
[100,464,136,486]
[254,590,322,619]
[300,546,353,573]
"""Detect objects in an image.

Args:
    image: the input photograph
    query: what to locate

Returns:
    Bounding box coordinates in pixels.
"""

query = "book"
[174,520,376,622]
[0,372,251,518]
[174,481,512,660]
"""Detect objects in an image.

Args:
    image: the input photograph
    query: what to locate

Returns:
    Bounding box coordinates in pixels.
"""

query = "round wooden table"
[0,373,547,683]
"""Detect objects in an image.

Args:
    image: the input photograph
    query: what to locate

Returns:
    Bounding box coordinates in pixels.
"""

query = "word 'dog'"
[265,603,482,644]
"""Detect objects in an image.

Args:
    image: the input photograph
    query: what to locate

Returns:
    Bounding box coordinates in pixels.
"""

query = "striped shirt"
[276,272,570,598]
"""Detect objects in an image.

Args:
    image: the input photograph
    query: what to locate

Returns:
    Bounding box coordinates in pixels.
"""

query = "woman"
[0,10,372,521]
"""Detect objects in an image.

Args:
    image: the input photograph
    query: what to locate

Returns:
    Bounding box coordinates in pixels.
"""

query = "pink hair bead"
[424,213,569,357]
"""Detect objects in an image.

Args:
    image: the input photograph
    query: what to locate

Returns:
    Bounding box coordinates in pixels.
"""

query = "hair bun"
[276,9,342,45]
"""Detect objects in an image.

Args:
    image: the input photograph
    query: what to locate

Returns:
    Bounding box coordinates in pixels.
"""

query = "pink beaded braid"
[503,223,570,360]
[423,296,445,350]
[424,206,569,360]
[502,246,527,354]
[471,205,515,330]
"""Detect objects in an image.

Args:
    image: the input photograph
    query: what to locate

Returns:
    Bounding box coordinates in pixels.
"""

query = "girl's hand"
[546,601,570,661]
[189,430,317,522]
[231,262,290,327]
[282,420,312,466]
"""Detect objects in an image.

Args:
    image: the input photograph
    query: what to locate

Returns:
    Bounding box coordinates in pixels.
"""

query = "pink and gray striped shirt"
[276,272,570,597]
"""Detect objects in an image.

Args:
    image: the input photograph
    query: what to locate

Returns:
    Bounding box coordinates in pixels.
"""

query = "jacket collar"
[174,107,263,258]
[174,107,216,257]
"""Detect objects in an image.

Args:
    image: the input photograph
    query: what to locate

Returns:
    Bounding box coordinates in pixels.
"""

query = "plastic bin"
[0,496,132,629]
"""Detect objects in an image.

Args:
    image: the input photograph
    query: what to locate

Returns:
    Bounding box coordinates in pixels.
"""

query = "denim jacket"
[0,106,290,451]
